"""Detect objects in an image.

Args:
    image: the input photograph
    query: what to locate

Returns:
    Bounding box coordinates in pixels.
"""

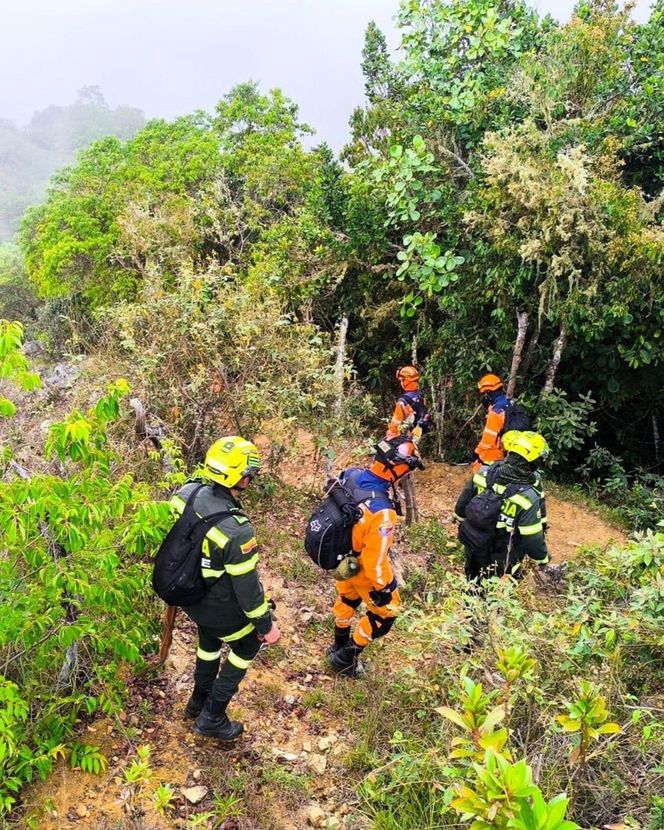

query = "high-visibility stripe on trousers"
[194,624,261,704]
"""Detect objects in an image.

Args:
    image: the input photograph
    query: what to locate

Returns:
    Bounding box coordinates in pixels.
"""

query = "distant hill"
[0,86,144,240]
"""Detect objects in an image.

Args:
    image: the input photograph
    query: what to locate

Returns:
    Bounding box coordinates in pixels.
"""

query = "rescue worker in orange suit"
[472,374,509,471]
[327,436,424,676]
[386,366,431,447]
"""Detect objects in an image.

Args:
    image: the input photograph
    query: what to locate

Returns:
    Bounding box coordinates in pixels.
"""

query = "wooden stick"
[158,605,178,664]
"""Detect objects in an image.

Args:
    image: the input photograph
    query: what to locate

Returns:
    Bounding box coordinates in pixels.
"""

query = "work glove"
[412,425,423,446]
[468,450,480,464]
[369,588,393,607]
[267,597,277,611]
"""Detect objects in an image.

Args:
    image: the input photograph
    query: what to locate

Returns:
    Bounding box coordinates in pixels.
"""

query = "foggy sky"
[0,0,654,150]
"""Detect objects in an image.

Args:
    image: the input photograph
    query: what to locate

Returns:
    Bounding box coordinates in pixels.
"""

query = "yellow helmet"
[502,430,550,463]
[203,436,260,488]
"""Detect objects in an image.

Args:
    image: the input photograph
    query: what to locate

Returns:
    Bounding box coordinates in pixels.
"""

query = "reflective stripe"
[509,493,533,510]
[520,522,544,536]
[168,494,230,548]
[202,567,225,578]
[537,556,550,564]
[245,599,269,619]
[453,513,464,522]
[226,554,259,576]
[473,474,486,487]
[220,623,255,642]
[228,650,253,670]
[484,428,499,437]
[206,525,230,547]
[197,646,222,661]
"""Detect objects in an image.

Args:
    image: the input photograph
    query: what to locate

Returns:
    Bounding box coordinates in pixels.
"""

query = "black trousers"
[194,625,261,704]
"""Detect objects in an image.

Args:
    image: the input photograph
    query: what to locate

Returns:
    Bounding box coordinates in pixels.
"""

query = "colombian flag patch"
[240,537,258,555]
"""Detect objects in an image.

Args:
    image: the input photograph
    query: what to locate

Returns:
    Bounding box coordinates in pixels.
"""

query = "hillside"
[19,452,627,830]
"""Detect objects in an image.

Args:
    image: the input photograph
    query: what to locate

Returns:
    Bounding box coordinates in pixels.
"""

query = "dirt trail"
[18,447,626,830]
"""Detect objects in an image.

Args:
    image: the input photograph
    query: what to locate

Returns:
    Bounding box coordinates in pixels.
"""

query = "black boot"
[183,686,209,720]
[194,699,243,742]
[327,641,363,677]
[326,627,350,658]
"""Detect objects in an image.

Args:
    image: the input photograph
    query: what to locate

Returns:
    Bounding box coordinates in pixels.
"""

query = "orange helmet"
[396,365,420,391]
[369,436,424,482]
[478,373,503,393]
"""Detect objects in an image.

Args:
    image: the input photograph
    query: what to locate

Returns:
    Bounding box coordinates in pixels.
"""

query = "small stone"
[308,753,327,774]
[118,711,127,722]
[302,740,313,753]
[304,674,313,682]
[76,805,88,819]
[192,768,202,781]
[307,804,325,827]
[325,819,341,830]
[181,785,208,805]
[279,752,299,763]
[284,695,297,705]
[318,736,334,752]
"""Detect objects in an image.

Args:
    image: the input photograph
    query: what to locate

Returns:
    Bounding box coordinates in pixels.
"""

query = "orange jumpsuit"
[473,404,507,472]
[386,388,429,442]
[333,501,400,648]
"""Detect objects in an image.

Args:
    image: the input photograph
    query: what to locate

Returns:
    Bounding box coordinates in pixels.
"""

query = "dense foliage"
[358,521,664,830]
[16,3,664,500]
[0,325,171,813]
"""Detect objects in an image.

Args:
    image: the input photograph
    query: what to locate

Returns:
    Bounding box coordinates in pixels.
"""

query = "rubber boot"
[183,686,209,720]
[327,641,363,677]
[326,627,350,659]
[194,699,243,742]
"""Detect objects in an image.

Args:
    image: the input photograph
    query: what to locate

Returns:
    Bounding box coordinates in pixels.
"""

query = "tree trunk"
[429,378,450,460]
[326,316,349,479]
[507,311,529,398]
[653,412,661,462]
[411,335,418,366]
[543,326,567,394]
[521,326,540,379]
[402,475,420,525]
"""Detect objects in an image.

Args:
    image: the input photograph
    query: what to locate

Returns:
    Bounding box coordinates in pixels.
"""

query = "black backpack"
[152,484,237,607]
[304,480,363,570]
[458,466,525,559]
[503,399,532,434]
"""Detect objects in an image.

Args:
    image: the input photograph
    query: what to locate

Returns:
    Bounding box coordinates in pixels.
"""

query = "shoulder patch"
[379,521,394,538]
[240,536,258,555]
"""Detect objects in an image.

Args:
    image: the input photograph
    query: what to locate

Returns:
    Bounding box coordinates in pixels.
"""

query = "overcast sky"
[0,0,654,149]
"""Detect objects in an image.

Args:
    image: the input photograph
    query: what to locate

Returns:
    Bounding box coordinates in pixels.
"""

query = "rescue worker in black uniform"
[169,436,280,742]
[454,431,553,584]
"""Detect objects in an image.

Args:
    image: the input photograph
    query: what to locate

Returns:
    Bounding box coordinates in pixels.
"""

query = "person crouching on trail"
[386,365,431,447]
[454,430,553,588]
[327,436,423,676]
[169,437,280,742]
[472,373,509,471]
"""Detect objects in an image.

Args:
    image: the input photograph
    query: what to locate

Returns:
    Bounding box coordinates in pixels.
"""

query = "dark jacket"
[169,480,272,637]
[454,461,549,564]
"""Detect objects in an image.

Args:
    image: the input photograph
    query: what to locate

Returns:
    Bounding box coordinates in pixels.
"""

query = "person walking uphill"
[169,437,280,742]
[386,366,431,446]
[327,436,424,676]
[454,430,551,586]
